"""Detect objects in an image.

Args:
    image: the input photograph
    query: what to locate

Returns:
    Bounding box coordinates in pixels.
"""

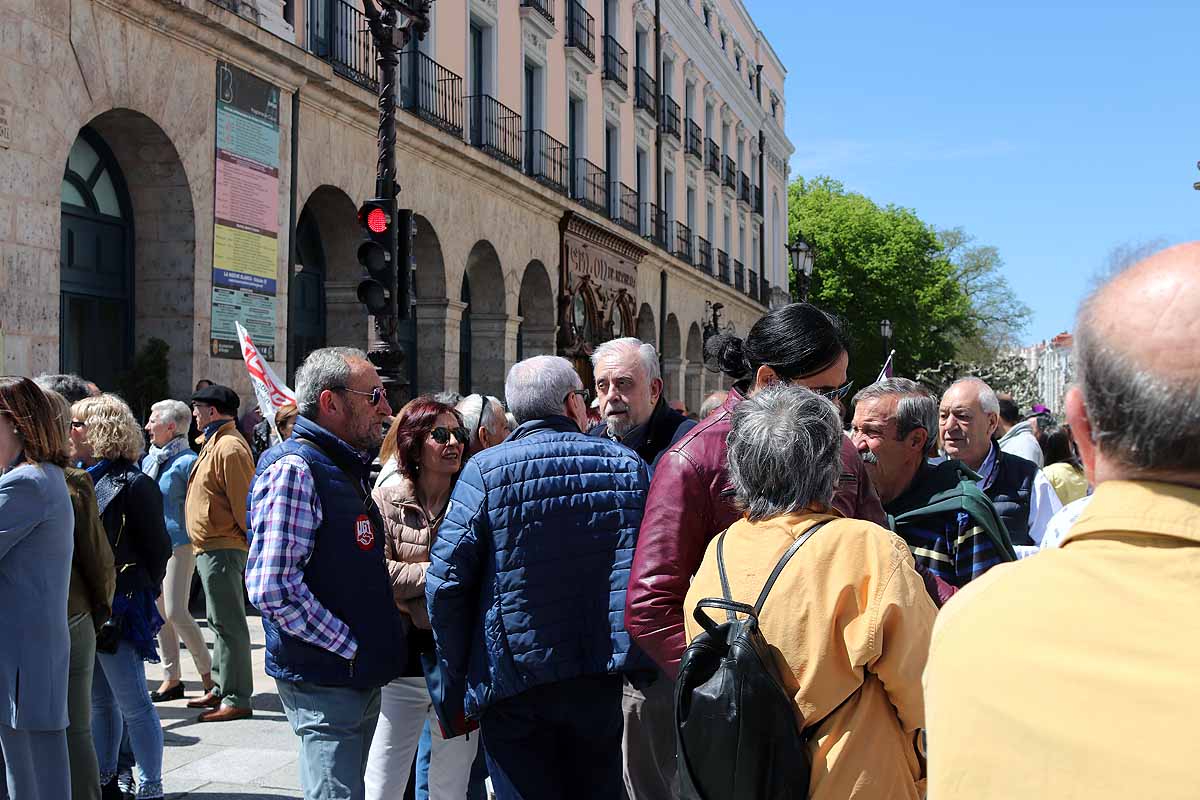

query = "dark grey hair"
[591,337,661,383]
[947,377,999,415]
[1075,296,1200,472]
[295,347,368,418]
[853,378,938,455]
[505,355,581,424]
[727,384,843,522]
[456,393,506,449]
[34,373,92,404]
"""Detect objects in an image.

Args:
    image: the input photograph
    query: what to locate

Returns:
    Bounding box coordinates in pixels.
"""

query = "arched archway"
[685,321,703,415]
[636,303,657,349]
[662,313,683,406]
[460,240,507,396]
[518,260,555,360]
[61,111,195,402]
[413,214,449,396]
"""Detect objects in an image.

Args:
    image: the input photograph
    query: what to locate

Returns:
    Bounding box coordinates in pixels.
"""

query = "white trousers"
[156,543,212,682]
[364,676,479,800]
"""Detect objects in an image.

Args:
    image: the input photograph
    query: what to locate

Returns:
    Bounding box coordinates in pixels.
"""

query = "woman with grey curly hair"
[71,394,171,799]
[683,384,937,800]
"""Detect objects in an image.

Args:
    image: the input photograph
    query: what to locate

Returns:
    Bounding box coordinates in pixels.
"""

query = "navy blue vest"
[254,416,406,688]
[986,446,1038,547]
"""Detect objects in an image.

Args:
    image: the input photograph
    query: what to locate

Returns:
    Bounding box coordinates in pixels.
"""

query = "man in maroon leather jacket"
[626,385,886,678]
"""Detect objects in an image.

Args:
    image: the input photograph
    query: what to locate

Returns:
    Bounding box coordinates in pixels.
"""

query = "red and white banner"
[236,322,294,439]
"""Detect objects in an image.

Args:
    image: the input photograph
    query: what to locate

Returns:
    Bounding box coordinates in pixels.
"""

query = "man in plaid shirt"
[247,347,406,800]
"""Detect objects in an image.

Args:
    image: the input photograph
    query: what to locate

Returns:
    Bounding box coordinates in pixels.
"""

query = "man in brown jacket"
[185,384,256,722]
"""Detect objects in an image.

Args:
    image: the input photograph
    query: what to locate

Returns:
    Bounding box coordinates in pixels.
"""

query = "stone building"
[1017,331,1074,414]
[0,0,794,412]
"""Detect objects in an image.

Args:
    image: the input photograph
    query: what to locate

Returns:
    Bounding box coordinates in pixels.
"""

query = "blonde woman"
[72,394,171,800]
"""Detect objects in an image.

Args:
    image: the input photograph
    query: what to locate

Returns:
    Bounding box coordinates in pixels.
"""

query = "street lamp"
[788,234,816,302]
[703,301,724,345]
[880,318,893,361]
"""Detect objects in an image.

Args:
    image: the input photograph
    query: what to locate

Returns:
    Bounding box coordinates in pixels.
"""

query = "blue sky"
[751,0,1198,344]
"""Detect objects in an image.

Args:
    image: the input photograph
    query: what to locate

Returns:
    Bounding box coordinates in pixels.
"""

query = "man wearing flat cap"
[185,384,257,721]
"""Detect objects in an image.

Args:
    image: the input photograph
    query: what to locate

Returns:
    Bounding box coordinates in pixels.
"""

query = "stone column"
[326,281,369,351]
[685,362,703,417]
[520,324,558,358]
[415,298,466,395]
[469,312,520,398]
[662,357,685,406]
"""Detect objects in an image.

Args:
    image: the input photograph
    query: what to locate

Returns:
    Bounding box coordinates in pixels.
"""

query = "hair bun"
[704,334,751,379]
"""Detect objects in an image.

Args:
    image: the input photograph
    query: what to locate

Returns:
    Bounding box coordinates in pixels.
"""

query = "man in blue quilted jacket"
[427,355,653,800]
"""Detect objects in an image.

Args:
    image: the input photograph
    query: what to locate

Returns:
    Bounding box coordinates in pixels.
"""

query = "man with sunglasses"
[247,348,407,799]
[427,355,653,800]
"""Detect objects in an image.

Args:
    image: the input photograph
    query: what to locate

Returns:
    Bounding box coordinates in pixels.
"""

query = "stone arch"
[412,214,449,396]
[461,240,507,396]
[518,260,555,360]
[685,321,704,415]
[61,110,196,402]
[636,303,657,349]
[662,313,684,405]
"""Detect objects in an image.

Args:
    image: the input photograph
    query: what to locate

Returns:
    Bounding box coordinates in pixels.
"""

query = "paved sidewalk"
[157,612,302,798]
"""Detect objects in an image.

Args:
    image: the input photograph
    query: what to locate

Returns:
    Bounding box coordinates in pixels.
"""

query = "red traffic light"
[364,206,390,233]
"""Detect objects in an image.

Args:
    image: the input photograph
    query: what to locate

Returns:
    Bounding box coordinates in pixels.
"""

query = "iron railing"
[634,68,656,115]
[602,36,628,90]
[705,139,721,175]
[717,250,731,284]
[739,173,751,205]
[696,236,713,274]
[466,95,523,169]
[526,130,568,194]
[734,259,745,292]
[573,158,608,214]
[660,96,681,140]
[760,275,770,304]
[613,182,639,232]
[566,1,595,61]
[306,0,377,92]
[399,51,464,137]
[723,156,737,189]
[749,268,759,300]
[753,185,763,214]
[642,202,668,247]
[685,120,702,159]
[521,0,554,24]
[674,222,693,263]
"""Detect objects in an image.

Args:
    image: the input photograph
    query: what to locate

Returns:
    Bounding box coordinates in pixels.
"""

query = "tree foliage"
[937,227,1031,362]
[788,176,975,390]
[116,338,171,423]
[915,354,1042,412]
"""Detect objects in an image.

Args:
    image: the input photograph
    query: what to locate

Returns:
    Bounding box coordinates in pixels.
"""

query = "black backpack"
[675,520,832,800]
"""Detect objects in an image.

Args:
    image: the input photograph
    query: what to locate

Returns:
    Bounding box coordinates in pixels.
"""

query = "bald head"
[1069,242,1200,484]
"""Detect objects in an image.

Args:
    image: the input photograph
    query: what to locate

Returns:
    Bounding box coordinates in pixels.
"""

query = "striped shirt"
[246,455,357,660]
[902,511,1005,587]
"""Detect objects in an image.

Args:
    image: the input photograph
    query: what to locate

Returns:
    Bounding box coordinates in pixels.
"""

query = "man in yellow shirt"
[924,243,1200,798]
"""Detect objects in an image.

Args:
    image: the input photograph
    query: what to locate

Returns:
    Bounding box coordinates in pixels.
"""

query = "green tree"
[937,227,1031,363]
[788,176,975,390]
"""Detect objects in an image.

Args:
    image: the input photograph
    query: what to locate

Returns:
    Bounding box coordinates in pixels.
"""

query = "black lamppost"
[703,301,724,345]
[789,234,816,302]
[880,318,893,359]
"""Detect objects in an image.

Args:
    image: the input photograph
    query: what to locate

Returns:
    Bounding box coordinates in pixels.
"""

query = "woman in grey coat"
[0,376,75,800]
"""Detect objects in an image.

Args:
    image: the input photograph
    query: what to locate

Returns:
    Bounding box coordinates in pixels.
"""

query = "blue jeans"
[277,679,382,800]
[92,642,163,797]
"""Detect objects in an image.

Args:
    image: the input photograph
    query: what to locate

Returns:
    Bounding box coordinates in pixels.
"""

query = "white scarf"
[144,435,189,480]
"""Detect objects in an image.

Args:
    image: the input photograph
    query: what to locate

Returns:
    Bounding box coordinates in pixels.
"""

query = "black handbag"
[95,515,131,655]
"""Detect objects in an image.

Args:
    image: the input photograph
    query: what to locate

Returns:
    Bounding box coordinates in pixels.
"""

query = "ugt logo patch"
[355,515,374,551]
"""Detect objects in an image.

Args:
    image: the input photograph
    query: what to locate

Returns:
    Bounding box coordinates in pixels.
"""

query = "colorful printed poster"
[210,61,281,360]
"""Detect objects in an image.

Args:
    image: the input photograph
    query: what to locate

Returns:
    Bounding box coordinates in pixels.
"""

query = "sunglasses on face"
[813,380,854,400]
[333,386,386,406]
[430,426,470,445]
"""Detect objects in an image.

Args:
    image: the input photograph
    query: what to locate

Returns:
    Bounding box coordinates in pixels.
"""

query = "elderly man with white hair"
[589,337,695,469]
[938,377,1061,555]
[426,355,653,800]
[455,393,511,458]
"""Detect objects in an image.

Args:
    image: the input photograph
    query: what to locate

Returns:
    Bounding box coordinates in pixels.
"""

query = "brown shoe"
[186,690,221,709]
[197,705,252,723]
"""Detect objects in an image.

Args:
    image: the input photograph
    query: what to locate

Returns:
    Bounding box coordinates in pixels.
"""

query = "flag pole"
[875,349,896,384]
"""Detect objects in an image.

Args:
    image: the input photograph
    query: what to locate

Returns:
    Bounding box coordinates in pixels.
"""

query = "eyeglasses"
[430,426,470,445]
[564,388,590,405]
[332,386,386,407]
[813,380,854,400]
[70,420,86,429]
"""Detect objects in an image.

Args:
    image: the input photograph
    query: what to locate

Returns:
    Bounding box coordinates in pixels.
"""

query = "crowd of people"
[1,243,1196,800]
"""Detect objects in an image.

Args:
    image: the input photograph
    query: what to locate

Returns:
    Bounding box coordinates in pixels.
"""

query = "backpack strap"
[715,532,737,621]
[753,519,831,614]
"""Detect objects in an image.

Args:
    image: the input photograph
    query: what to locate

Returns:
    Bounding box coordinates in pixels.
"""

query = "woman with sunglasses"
[627,302,889,685]
[365,397,478,800]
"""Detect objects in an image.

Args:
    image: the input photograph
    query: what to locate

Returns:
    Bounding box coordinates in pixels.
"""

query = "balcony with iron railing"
[696,236,713,274]
[705,139,721,175]
[642,203,668,248]
[660,96,681,140]
[520,0,554,25]
[526,130,568,195]
[739,173,751,206]
[573,158,608,214]
[753,185,763,215]
[399,50,464,137]
[674,222,693,263]
[734,259,745,292]
[749,268,759,301]
[634,68,657,116]
[760,275,770,305]
[613,182,639,232]
[723,156,737,189]
[602,36,628,90]
[306,0,378,92]
[685,120,702,159]
[466,95,523,169]
[566,1,596,61]
[717,250,731,284]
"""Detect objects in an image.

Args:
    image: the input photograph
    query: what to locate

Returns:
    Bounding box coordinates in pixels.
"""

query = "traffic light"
[356,198,397,318]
